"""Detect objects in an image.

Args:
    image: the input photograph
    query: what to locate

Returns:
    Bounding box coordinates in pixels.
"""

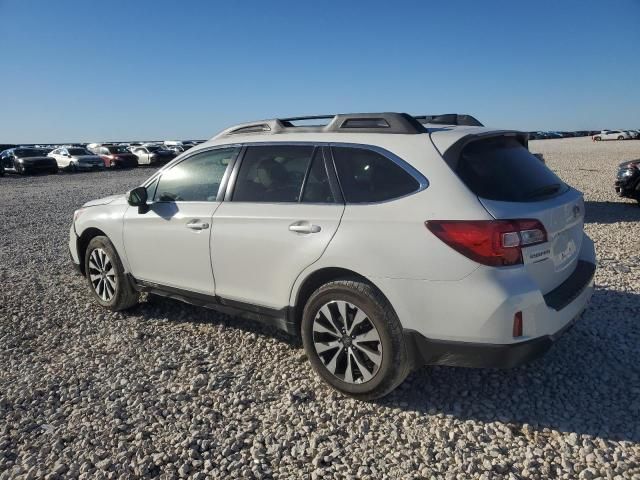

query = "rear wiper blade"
[524,183,562,199]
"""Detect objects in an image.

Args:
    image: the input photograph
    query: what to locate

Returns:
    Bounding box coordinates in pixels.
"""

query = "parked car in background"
[131,145,176,165]
[624,130,639,139]
[615,160,640,204]
[69,112,595,399]
[48,147,105,172]
[89,145,139,168]
[0,147,58,175]
[593,130,630,141]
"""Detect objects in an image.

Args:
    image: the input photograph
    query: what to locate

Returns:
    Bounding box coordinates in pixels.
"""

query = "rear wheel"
[594,136,601,141]
[618,136,624,140]
[84,236,139,311]
[301,279,410,400]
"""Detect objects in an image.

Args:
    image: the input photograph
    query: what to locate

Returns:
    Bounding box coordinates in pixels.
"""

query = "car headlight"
[16,158,24,163]
[620,169,635,177]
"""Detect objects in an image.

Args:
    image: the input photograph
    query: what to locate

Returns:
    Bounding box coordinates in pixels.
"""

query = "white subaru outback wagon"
[69,113,596,399]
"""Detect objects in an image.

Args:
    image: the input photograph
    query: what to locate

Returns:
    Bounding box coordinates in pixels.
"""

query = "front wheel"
[594,136,601,141]
[301,279,411,400]
[618,136,624,140]
[84,236,139,311]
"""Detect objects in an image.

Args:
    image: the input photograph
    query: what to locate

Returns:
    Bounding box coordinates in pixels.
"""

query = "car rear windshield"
[107,146,129,154]
[68,148,92,156]
[448,136,568,202]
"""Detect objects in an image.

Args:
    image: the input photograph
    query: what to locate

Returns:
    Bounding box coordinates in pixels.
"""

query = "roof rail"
[414,114,483,127]
[214,112,428,138]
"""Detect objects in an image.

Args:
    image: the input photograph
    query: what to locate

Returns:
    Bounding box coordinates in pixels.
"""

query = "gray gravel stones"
[1,139,639,479]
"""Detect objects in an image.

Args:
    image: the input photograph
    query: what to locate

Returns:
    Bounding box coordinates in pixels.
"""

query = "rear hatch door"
[439,132,585,294]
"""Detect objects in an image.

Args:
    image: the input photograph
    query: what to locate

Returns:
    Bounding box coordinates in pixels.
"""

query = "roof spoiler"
[414,114,483,127]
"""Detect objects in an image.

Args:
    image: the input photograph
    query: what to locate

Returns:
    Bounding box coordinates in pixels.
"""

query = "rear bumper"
[405,301,585,369]
[78,163,105,171]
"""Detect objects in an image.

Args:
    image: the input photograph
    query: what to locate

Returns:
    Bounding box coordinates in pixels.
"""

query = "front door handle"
[289,221,321,234]
[186,220,210,230]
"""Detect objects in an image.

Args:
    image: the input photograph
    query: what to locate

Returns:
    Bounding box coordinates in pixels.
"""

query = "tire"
[16,163,25,175]
[84,236,139,311]
[594,136,601,141]
[70,163,78,173]
[301,279,410,400]
[618,136,624,140]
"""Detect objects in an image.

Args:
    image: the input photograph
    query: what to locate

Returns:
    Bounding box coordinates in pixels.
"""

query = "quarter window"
[154,147,238,202]
[232,145,314,203]
[331,147,420,203]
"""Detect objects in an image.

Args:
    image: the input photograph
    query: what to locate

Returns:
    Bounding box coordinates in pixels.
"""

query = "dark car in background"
[615,160,640,204]
[0,148,58,175]
[90,145,138,168]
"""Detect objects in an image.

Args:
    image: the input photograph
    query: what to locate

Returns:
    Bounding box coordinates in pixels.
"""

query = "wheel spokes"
[89,248,116,301]
[312,300,383,385]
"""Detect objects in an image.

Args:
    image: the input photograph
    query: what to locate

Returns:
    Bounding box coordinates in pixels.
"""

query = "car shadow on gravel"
[131,290,639,443]
[379,288,640,443]
[584,200,640,223]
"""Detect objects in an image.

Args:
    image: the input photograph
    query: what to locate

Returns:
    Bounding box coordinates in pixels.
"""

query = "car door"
[211,144,344,309]
[122,146,240,295]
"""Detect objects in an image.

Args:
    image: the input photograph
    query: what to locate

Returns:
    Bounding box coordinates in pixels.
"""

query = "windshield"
[147,146,161,152]
[14,149,46,158]
[68,148,92,156]
[449,136,568,202]
[107,146,129,154]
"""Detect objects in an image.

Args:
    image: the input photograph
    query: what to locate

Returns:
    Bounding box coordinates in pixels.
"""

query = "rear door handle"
[289,221,321,234]
[186,220,209,230]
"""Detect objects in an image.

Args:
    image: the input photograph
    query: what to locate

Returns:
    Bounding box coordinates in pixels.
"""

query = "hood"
[82,194,125,207]
[618,159,640,168]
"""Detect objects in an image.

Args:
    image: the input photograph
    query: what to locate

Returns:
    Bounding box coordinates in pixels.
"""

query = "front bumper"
[614,177,638,198]
[69,224,82,273]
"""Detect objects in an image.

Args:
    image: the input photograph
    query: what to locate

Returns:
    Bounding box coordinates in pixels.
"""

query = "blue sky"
[1,0,639,142]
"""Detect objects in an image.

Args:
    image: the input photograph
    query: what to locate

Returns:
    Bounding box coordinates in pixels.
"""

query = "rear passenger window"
[233,145,314,202]
[154,147,238,202]
[301,150,334,203]
[332,147,420,203]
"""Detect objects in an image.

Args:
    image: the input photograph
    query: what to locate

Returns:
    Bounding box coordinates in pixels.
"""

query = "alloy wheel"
[88,248,117,301]
[312,300,383,384]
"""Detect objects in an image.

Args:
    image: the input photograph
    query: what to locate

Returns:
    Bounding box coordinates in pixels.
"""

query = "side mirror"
[127,186,149,213]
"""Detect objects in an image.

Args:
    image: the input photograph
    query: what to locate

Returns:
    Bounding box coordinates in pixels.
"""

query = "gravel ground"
[1,137,639,479]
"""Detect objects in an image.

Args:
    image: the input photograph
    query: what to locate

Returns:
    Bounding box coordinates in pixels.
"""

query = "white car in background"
[48,147,105,172]
[592,130,630,141]
[624,130,639,139]
[69,112,596,399]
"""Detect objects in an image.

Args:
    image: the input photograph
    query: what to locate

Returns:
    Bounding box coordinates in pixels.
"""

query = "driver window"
[154,147,239,202]
[232,145,314,202]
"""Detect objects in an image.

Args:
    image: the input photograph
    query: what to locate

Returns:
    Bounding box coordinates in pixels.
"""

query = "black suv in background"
[0,148,58,175]
[615,160,640,204]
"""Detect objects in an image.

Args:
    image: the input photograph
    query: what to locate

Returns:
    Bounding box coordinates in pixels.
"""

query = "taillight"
[425,219,547,267]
